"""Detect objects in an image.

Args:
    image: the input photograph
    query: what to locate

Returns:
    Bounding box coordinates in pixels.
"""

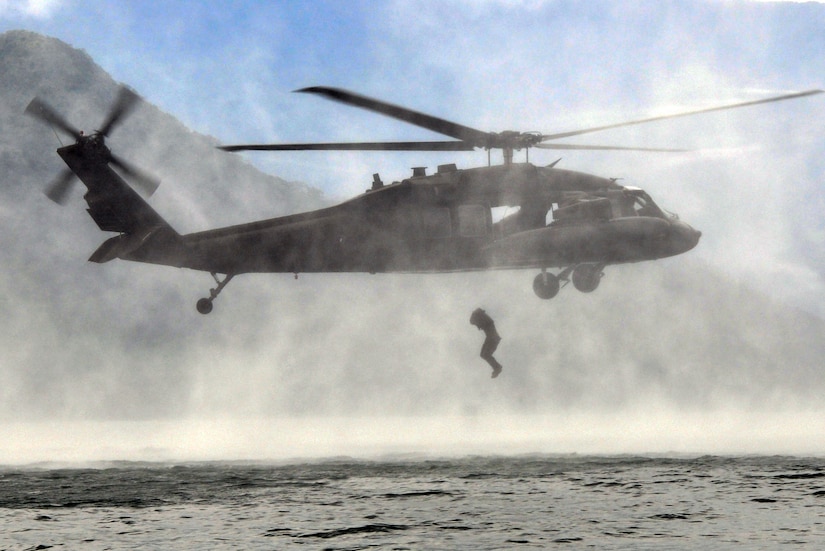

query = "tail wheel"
[533,272,560,300]
[572,264,602,293]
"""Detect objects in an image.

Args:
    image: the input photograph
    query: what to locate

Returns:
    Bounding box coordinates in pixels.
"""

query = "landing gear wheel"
[572,264,602,293]
[195,273,234,315]
[196,298,214,315]
[533,272,560,300]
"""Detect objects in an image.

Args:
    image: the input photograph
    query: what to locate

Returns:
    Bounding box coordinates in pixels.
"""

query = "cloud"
[0,0,65,18]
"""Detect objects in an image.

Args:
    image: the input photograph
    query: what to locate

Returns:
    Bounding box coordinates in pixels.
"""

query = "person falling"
[470,307,503,378]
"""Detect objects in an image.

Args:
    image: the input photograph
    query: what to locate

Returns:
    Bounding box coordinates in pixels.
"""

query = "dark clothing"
[470,308,503,377]
[480,333,502,370]
[470,308,495,332]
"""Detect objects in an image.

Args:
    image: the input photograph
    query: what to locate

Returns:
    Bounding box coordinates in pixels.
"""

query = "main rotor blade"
[296,86,491,146]
[535,143,689,152]
[220,140,476,152]
[542,89,824,142]
[109,154,160,197]
[25,97,82,140]
[98,86,140,137]
[44,169,77,204]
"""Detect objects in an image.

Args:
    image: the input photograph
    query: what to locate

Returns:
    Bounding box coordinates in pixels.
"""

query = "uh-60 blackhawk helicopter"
[26,85,822,314]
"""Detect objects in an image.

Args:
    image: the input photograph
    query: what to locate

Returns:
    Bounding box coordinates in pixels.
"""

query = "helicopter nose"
[672,221,701,253]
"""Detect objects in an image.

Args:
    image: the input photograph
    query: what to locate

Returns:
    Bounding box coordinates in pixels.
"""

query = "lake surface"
[3,455,825,549]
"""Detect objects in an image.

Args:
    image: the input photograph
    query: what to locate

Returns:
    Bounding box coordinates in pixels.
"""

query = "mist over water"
[4,263,825,465]
[5,409,825,466]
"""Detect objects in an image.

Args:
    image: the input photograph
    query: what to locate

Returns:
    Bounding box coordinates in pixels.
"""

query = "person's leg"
[481,337,502,377]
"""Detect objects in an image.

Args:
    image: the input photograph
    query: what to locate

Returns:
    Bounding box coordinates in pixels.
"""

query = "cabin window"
[420,207,452,238]
[456,205,489,237]
[608,193,635,218]
[491,205,520,224]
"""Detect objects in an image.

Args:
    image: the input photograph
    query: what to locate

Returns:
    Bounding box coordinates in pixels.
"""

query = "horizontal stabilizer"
[89,226,186,267]
[88,235,122,263]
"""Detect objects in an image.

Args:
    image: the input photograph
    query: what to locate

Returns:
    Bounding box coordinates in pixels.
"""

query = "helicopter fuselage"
[171,162,700,276]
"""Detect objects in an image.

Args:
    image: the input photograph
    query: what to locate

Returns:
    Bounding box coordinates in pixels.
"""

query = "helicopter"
[25,85,822,314]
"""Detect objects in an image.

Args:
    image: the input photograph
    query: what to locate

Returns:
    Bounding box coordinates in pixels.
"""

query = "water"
[3,455,825,549]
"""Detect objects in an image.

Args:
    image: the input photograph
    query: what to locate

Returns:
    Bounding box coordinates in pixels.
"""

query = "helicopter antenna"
[49,123,65,146]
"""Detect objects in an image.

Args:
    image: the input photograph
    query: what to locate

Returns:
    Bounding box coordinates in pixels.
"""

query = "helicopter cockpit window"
[608,189,669,219]
[456,205,489,237]
[631,192,665,218]
[419,207,452,238]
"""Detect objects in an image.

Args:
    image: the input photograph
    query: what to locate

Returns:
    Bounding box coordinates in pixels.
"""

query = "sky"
[2,0,825,462]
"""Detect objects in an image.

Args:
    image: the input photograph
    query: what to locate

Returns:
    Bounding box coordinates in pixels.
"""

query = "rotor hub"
[78,133,111,159]
[486,130,544,151]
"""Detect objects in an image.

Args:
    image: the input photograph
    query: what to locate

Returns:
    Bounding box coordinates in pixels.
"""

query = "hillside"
[1,30,824,421]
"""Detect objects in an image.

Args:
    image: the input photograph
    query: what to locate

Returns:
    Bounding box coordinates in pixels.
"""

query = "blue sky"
[4,1,822,133]
[5,0,822,314]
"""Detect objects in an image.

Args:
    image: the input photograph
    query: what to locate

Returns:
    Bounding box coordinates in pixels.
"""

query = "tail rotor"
[97,86,140,138]
[44,169,77,205]
[24,96,83,141]
[25,86,160,204]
